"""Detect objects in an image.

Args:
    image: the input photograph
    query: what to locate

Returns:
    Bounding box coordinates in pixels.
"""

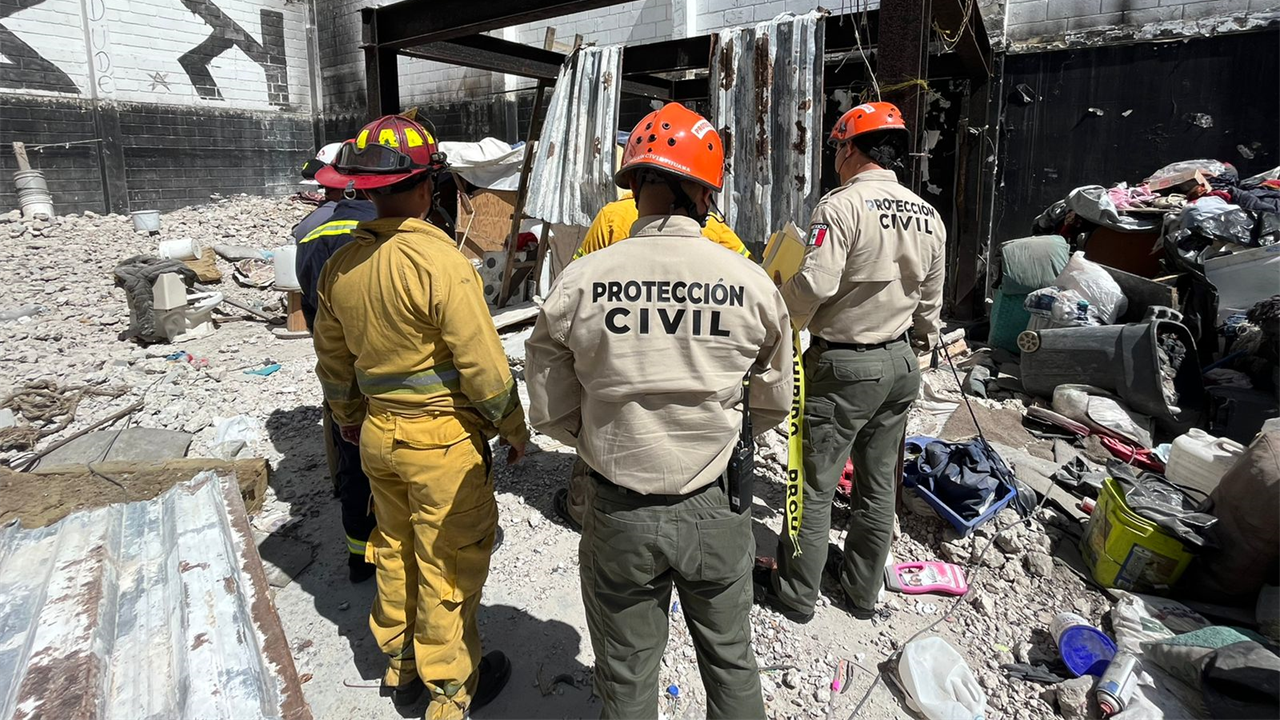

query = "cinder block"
[1100,0,1159,11]
[1126,5,1183,22]
[1182,0,1248,17]
[1008,0,1049,23]
[1007,17,1069,37]
[1067,10,1123,28]
[1046,0,1103,19]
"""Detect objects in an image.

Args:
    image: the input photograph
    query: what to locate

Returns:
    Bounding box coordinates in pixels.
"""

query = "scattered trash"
[1185,112,1214,129]
[1001,662,1065,684]
[1164,428,1244,495]
[898,636,986,720]
[1081,478,1195,591]
[1087,107,1104,116]
[1051,612,1117,678]
[210,414,262,460]
[884,562,968,596]
[831,659,850,694]
[1095,649,1139,716]
[233,258,275,288]
[244,363,282,377]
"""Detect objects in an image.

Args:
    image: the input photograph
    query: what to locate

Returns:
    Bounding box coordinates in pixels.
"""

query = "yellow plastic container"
[1081,477,1194,591]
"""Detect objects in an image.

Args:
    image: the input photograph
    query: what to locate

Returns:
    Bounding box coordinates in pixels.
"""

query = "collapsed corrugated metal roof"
[712,12,826,254]
[0,471,312,720]
[525,45,624,228]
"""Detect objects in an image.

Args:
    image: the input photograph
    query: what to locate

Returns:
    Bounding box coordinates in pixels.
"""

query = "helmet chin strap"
[344,180,356,200]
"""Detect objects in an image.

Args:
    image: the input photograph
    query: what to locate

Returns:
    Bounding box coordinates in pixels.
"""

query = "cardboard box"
[456,189,518,260]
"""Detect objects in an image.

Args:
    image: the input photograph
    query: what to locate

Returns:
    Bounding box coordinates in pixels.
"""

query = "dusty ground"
[0,198,1109,720]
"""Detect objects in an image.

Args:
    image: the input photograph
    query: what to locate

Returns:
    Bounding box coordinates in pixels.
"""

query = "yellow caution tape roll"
[785,328,805,556]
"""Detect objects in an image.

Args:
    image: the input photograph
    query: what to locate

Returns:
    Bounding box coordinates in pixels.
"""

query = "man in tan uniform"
[526,102,792,719]
[758,102,946,622]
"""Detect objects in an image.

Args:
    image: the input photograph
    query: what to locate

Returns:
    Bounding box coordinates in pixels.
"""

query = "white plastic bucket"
[14,169,54,219]
[131,210,161,233]
[158,237,200,261]
[272,245,300,291]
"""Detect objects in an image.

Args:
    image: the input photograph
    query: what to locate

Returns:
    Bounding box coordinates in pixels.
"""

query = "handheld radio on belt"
[726,374,754,514]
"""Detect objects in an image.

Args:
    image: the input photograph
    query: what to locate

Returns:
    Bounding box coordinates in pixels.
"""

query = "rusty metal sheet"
[712,12,826,256]
[0,471,312,720]
[525,45,624,228]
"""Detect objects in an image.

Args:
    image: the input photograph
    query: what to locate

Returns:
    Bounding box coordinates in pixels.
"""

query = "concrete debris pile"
[0,196,310,469]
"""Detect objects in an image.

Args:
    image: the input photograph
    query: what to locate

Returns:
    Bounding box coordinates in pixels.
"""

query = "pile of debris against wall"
[1,11,1279,720]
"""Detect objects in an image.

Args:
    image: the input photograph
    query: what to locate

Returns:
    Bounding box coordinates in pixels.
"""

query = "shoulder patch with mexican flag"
[807,223,828,247]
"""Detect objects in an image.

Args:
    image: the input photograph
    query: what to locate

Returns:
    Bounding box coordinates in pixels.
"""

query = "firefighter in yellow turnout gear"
[312,115,524,719]
[573,195,751,260]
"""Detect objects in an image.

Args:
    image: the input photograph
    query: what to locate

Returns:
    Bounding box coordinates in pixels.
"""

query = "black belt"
[589,469,720,503]
[814,333,908,351]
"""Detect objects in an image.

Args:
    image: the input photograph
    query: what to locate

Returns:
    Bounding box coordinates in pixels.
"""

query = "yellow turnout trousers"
[360,409,498,720]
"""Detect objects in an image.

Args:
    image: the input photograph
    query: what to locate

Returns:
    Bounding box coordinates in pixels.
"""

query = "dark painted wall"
[1,95,312,214]
[995,29,1280,243]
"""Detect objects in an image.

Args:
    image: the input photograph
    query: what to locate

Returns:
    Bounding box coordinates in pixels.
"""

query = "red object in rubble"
[837,459,855,497]
[516,232,539,252]
[1099,435,1166,473]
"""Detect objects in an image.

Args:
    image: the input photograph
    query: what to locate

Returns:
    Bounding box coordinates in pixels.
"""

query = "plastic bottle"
[898,636,986,720]
[1096,650,1139,716]
[1075,299,1091,325]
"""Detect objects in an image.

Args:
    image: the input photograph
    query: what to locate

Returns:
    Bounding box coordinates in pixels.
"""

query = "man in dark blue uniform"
[295,140,379,583]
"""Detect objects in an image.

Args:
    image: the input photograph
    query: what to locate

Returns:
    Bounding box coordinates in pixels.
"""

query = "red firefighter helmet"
[616,103,724,191]
[830,101,907,143]
[316,115,447,191]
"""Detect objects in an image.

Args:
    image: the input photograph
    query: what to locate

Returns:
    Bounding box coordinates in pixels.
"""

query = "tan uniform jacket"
[782,169,946,345]
[313,217,528,446]
[526,215,793,495]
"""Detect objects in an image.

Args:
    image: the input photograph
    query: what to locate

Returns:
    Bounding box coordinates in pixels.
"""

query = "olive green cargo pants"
[772,338,920,612]
[580,475,766,720]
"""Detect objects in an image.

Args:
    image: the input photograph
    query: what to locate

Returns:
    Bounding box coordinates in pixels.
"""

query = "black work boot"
[381,677,423,706]
[348,552,375,584]
[469,651,513,714]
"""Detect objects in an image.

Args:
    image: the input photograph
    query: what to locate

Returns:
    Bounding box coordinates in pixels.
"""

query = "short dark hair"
[852,129,908,168]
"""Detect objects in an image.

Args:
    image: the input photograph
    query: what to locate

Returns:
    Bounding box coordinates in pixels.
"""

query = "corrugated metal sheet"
[0,472,312,720]
[525,45,624,227]
[712,12,826,255]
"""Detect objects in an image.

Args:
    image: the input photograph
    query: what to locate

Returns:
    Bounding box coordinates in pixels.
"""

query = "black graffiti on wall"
[0,0,80,93]
[178,0,289,107]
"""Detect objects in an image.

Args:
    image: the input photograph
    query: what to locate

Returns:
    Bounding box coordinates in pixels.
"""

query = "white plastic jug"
[1166,428,1245,496]
[272,245,301,291]
[898,636,986,720]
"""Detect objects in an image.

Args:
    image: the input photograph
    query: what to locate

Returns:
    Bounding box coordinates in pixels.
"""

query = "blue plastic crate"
[906,456,1013,535]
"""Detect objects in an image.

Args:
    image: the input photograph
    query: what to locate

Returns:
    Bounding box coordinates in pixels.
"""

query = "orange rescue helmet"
[616,103,724,192]
[830,101,907,143]
[316,115,447,191]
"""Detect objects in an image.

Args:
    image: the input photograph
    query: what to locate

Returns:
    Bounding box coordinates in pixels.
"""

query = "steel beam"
[402,34,673,99]
[370,0,635,49]
[621,35,714,75]
[362,7,400,117]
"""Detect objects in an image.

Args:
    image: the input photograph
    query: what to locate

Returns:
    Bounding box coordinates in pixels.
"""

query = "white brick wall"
[0,0,310,109]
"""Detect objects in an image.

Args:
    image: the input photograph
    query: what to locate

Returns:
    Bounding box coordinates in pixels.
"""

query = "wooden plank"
[498,80,549,307]
[5,458,271,528]
[490,300,540,331]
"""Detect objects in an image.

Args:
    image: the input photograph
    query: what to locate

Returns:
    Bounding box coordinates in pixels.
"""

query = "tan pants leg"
[361,410,497,720]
